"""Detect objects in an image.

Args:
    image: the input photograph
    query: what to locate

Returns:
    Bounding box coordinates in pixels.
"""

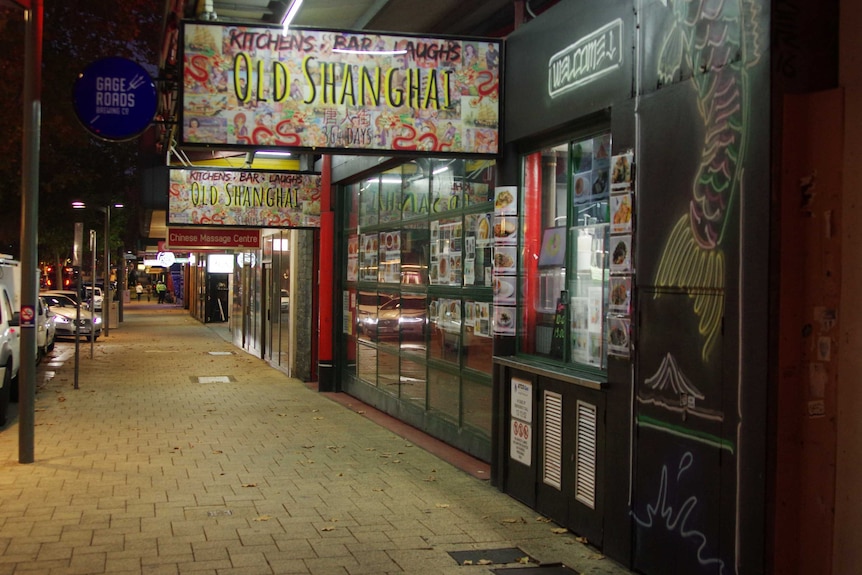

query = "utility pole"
[17,0,43,464]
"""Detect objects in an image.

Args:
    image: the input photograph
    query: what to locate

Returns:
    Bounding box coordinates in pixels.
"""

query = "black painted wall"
[504,1,773,572]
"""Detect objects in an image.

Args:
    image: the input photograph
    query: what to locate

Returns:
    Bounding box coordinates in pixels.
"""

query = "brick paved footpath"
[0,302,633,575]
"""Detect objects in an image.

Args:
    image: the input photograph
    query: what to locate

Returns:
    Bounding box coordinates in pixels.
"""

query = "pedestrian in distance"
[156,280,167,304]
[135,282,143,301]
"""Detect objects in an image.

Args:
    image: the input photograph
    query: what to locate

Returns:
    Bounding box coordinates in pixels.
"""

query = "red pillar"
[522,153,542,353]
[317,155,335,389]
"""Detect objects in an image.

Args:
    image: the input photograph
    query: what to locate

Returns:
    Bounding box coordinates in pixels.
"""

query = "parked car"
[35,296,56,363]
[83,286,104,311]
[0,256,20,425]
[40,293,102,340]
[41,289,89,309]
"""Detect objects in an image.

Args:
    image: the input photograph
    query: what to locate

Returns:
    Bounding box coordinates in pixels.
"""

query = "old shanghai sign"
[73,57,158,141]
[168,168,321,228]
[179,22,500,155]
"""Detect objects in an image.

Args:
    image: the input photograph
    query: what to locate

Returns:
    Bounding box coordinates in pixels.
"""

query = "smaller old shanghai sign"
[168,168,321,228]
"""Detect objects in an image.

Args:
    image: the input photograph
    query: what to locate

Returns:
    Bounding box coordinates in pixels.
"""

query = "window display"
[342,158,497,442]
[519,132,617,373]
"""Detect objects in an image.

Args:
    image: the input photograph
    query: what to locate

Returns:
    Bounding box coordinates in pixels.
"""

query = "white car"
[83,286,104,311]
[35,296,56,363]
[41,293,102,340]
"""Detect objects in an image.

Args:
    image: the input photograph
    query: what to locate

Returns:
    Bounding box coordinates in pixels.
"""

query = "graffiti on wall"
[635,1,764,573]
[653,0,762,362]
[633,451,727,574]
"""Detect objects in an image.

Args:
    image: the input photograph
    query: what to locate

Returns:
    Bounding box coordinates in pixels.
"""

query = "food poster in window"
[476,214,493,246]
[431,220,463,286]
[607,317,631,358]
[465,298,476,327]
[587,285,604,334]
[588,332,604,366]
[611,152,634,191]
[346,235,359,282]
[610,192,633,234]
[572,293,590,362]
[493,246,516,273]
[378,232,401,284]
[609,276,632,314]
[464,259,475,285]
[494,305,516,335]
[464,232,476,286]
[572,329,589,363]
[438,298,462,332]
[493,275,516,304]
[360,234,378,281]
[476,302,492,337]
[493,215,518,244]
[610,234,632,273]
[493,186,517,215]
[465,214,493,287]
[591,135,611,201]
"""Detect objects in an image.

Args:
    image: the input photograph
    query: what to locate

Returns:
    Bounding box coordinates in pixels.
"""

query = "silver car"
[41,293,102,340]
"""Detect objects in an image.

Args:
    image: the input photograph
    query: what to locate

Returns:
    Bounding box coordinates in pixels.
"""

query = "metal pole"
[117,246,124,322]
[103,206,110,337]
[18,0,43,465]
[90,229,95,359]
[73,223,82,391]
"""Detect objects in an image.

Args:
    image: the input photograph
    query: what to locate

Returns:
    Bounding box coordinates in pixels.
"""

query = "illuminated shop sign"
[168,168,321,228]
[166,227,261,250]
[547,19,623,98]
[180,22,500,155]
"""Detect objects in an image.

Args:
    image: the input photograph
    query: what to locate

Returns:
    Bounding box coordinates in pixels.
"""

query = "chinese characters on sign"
[180,23,501,155]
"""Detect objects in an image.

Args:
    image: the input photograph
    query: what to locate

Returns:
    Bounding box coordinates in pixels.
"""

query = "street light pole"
[17,0,43,465]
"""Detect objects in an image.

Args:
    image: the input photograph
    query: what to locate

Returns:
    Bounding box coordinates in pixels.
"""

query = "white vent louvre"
[575,400,597,508]
[542,391,563,490]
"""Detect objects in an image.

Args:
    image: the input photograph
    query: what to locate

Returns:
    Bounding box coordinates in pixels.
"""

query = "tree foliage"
[0,0,162,265]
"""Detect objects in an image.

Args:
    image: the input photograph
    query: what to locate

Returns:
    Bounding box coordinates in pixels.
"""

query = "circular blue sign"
[73,57,158,141]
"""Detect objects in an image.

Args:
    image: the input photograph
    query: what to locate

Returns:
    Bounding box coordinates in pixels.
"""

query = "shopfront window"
[520,132,612,373]
[342,158,497,445]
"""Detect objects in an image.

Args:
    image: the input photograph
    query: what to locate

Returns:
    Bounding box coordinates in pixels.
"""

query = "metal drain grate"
[208,351,234,356]
[192,375,236,383]
[448,548,534,566]
[492,564,579,574]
